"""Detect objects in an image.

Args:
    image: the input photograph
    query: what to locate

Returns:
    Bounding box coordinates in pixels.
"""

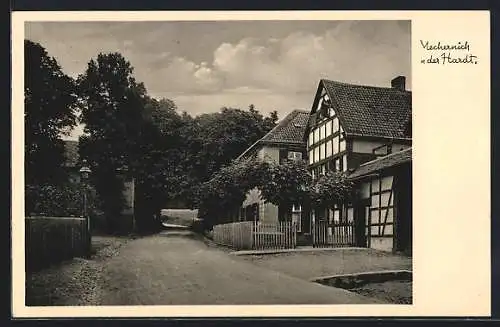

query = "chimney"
[391,76,406,91]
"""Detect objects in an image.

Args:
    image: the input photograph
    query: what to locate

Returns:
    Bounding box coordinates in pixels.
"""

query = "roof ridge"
[261,109,302,139]
[357,147,412,168]
[321,78,411,93]
[236,109,307,160]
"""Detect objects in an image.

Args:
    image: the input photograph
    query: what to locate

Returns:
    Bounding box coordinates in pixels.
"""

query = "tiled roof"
[260,109,310,144]
[348,147,412,179]
[319,79,412,140]
[63,140,79,168]
[237,109,309,159]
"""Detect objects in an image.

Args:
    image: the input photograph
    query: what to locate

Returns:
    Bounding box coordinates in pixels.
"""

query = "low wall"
[25,217,89,272]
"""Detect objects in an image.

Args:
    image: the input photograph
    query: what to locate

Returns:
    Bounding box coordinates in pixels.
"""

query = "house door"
[354,201,369,247]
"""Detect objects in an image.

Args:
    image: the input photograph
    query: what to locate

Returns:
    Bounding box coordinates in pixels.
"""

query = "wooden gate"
[312,220,355,248]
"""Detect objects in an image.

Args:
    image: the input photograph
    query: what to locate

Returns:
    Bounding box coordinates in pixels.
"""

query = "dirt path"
[27,231,385,305]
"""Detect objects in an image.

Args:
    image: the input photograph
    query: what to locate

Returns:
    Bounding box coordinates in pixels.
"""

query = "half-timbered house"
[304,76,412,253]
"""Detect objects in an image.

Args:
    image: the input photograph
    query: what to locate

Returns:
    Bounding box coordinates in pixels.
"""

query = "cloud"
[150,21,410,98]
[27,20,410,121]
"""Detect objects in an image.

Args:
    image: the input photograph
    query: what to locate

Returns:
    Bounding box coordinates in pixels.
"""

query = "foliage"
[77,52,149,232]
[184,105,278,191]
[196,158,270,229]
[259,159,312,208]
[25,183,99,218]
[309,171,355,209]
[196,157,356,229]
[26,43,281,233]
[24,40,78,184]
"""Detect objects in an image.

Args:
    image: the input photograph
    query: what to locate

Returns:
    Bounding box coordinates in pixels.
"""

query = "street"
[27,231,385,305]
[97,231,383,305]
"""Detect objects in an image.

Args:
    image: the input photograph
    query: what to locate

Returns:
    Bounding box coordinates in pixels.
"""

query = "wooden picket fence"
[312,220,355,248]
[212,221,297,250]
[213,221,254,250]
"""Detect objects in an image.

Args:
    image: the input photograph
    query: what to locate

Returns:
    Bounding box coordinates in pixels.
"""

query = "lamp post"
[79,159,92,257]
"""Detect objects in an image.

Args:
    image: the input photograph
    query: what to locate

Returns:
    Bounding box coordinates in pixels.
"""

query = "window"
[325,140,332,158]
[319,143,325,161]
[314,128,320,144]
[343,155,348,172]
[319,124,324,140]
[322,124,327,140]
[309,150,313,164]
[292,205,302,232]
[308,132,313,147]
[314,147,320,164]
[288,151,302,161]
[332,136,339,154]
[325,120,332,137]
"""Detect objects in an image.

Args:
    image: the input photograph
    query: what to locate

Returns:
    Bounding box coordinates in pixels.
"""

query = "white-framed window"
[319,124,324,140]
[288,151,303,161]
[314,128,320,144]
[314,147,320,164]
[343,155,348,172]
[308,132,313,147]
[319,143,325,161]
[309,150,313,164]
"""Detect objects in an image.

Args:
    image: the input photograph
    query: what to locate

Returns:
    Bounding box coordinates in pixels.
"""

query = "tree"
[133,96,189,230]
[196,157,270,229]
[259,159,312,221]
[186,106,278,187]
[77,52,148,233]
[24,40,78,184]
[309,171,355,211]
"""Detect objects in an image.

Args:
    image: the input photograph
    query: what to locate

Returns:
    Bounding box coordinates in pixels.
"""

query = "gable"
[308,79,412,141]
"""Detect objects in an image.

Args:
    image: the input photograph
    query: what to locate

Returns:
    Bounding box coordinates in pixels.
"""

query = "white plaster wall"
[370,237,393,252]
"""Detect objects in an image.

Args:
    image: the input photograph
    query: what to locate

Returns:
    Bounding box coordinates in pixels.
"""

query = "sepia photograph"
[22,19,414,307]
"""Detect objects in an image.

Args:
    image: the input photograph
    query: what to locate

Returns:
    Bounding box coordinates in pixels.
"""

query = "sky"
[25,20,411,140]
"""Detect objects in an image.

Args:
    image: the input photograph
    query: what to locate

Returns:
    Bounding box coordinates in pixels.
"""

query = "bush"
[25,183,100,218]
